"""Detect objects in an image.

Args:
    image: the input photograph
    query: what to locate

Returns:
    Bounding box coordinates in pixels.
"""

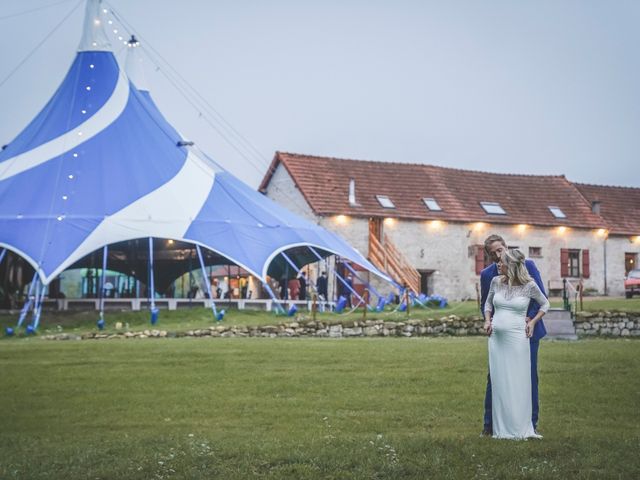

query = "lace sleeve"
[484,277,498,317]
[527,281,550,313]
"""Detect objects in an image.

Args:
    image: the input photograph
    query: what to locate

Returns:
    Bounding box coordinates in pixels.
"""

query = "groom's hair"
[484,234,506,253]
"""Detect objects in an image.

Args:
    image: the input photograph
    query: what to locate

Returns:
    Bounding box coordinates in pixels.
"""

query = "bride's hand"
[484,320,492,336]
[525,322,534,338]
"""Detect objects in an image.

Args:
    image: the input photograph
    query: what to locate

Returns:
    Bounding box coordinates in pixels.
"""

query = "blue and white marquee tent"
[0,0,389,292]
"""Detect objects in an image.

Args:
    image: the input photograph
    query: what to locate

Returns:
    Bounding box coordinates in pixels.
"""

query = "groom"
[480,234,547,436]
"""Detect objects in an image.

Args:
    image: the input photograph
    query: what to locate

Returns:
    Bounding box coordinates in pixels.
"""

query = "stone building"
[260,152,640,300]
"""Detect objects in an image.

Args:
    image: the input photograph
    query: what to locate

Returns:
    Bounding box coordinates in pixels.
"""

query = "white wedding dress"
[485,277,549,439]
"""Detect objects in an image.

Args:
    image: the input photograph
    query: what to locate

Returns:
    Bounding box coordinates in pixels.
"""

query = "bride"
[484,248,549,439]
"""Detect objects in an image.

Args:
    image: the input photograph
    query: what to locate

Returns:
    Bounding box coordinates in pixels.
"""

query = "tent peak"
[77,0,111,52]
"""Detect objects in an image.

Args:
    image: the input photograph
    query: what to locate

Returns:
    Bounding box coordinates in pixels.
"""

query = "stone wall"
[39,311,640,340]
[574,311,640,337]
[43,315,487,340]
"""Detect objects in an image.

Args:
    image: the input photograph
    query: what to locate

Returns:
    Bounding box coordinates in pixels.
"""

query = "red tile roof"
[575,183,640,235]
[260,152,613,230]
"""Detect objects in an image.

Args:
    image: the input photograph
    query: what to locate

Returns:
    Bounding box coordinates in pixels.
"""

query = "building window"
[529,247,542,257]
[548,206,566,218]
[567,249,580,277]
[376,195,395,209]
[422,197,442,211]
[480,202,506,215]
[561,248,589,278]
[626,253,638,275]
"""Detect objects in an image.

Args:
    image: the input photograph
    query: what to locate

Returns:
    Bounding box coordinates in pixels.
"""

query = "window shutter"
[582,249,590,278]
[560,249,569,277]
[475,246,485,275]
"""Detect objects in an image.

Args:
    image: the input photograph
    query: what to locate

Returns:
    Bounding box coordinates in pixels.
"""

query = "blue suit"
[480,259,547,430]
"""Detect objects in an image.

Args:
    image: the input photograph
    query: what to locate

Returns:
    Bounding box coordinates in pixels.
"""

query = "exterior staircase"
[368,233,421,294]
[543,308,578,340]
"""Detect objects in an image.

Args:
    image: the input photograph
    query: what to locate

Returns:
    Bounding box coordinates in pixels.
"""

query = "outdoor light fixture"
[557,226,567,235]
[383,217,395,227]
[335,215,348,225]
[517,224,528,233]
[472,222,487,232]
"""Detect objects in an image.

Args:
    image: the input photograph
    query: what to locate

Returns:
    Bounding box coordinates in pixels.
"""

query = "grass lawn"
[2,297,639,338]
[0,337,638,479]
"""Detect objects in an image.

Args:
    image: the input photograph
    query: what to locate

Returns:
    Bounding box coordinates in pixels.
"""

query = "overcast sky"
[1,0,638,188]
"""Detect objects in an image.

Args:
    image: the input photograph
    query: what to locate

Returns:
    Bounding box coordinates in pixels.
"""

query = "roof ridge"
[575,181,640,190]
[276,151,567,180]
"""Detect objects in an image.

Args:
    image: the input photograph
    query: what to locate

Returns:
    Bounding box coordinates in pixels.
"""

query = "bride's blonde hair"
[500,249,533,286]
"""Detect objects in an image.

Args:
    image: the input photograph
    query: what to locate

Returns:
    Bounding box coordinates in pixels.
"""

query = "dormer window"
[376,195,395,209]
[480,202,506,215]
[548,206,566,218]
[423,197,442,211]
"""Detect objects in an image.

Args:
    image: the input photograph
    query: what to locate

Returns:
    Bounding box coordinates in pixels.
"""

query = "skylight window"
[376,195,395,209]
[423,197,442,211]
[480,202,506,215]
[548,206,566,218]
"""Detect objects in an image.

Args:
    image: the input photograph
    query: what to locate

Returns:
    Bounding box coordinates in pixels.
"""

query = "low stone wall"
[41,315,487,340]
[37,311,640,340]
[574,312,640,337]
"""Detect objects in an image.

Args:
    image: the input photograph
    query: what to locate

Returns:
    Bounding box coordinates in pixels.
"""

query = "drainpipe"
[603,235,608,296]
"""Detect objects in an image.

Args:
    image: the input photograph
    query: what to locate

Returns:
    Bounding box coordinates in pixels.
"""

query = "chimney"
[591,200,601,214]
[348,178,358,206]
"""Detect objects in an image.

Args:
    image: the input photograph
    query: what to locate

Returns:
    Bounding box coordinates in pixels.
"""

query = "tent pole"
[99,245,107,322]
[262,281,285,314]
[307,246,368,308]
[17,271,39,327]
[148,237,158,323]
[342,261,384,301]
[188,247,194,304]
[195,244,222,321]
[31,282,47,330]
